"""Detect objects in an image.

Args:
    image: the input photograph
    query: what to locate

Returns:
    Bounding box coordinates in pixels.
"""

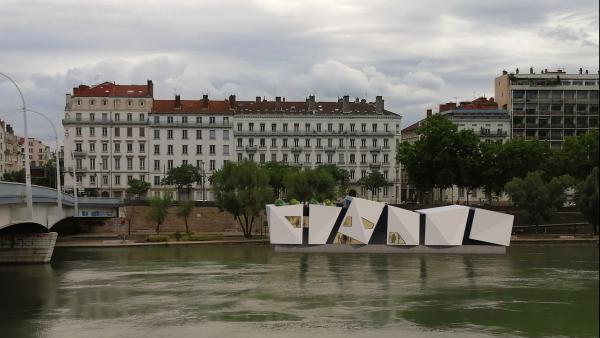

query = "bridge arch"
[0,222,50,233]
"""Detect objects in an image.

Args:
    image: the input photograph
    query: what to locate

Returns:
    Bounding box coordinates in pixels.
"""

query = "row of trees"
[398,114,599,232]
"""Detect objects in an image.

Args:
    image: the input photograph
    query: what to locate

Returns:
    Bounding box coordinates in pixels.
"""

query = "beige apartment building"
[62,81,154,198]
[495,67,599,149]
[21,137,51,168]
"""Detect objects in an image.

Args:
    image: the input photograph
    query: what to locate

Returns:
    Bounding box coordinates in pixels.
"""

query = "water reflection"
[0,244,597,338]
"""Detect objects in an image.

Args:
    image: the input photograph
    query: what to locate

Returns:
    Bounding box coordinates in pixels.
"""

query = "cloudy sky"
[0,0,598,146]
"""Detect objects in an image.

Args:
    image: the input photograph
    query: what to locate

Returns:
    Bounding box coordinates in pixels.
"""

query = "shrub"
[323,199,333,206]
[309,197,319,205]
[289,198,300,205]
[147,235,169,242]
[181,233,224,241]
[274,198,286,206]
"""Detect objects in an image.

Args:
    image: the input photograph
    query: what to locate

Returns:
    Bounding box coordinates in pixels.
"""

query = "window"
[102,127,108,137]
[350,154,355,164]
[316,123,321,132]
[237,139,243,147]
[182,116,188,124]
[249,123,254,131]
[316,154,322,163]
[361,124,366,132]
[139,128,145,137]
[372,123,378,132]
[223,145,230,155]
[327,154,333,163]
[338,153,344,163]
[126,113,132,122]
[168,160,173,169]
[89,127,95,137]
[305,139,310,147]
[383,170,388,179]
[294,123,299,132]
[223,117,229,124]
[196,145,202,154]
[195,130,202,139]
[209,117,216,124]
[260,153,265,163]
[350,170,355,180]
[271,123,276,132]
[339,123,344,132]
[260,138,266,147]
[210,160,216,170]
[305,153,310,163]
[167,116,173,124]
[350,139,355,148]
[167,145,173,155]
[223,130,229,140]
[167,130,173,139]
[154,116,159,123]
[103,175,108,185]
[237,123,242,131]
[76,127,82,137]
[271,138,277,147]
[283,154,288,163]
[196,116,202,124]
[182,145,188,154]
[283,139,288,148]
[90,175,96,185]
[102,158,108,170]
[90,113,95,120]
[102,143,108,153]
[238,153,243,161]
[350,123,355,132]
[210,145,216,155]
[294,154,299,163]
[283,123,288,132]
[154,145,160,155]
[182,130,188,139]
[383,139,389,148]
[154,160,160,170]
[126,143,133,153]
[114,143,120,153]
[114,127,120,137]
[361,154,366,163]
[140,113,145,121]
[209,130,216,140]
[154,176,160,185]
[89,142,95,153]
[271,153,277,162]
[114,158,120,170]
[75,113,82,121]
[154,130,160,140]
[127,158,133,170]
[361,139,366,148]
[383,154,389,163]
[328,123,333,132]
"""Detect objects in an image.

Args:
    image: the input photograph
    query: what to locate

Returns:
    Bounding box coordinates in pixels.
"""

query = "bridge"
[0,181,122,263]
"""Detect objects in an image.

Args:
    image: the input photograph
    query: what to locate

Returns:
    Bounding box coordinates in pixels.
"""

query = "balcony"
[72,151,87,157]
[369,163,381,169]
[369,146,382,153]
[245,145,258,152]
[150,121,233,128]
[291,146,303,153]
[63,118,149,126]
[324,146,336,152]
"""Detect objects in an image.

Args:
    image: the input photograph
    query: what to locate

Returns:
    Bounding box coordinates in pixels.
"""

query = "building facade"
[21,137,51,168]
[149,95,234,200]
[495,68,599,149]
[2,123,23,173]
[62,82,402,202]
[62,81,154,197]
[234,95,402,202]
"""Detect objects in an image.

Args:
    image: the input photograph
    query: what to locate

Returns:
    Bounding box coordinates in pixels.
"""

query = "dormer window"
[139,100,145,106]
[102,99,108,106]
[127,100,132,106]
[89,99,95,105]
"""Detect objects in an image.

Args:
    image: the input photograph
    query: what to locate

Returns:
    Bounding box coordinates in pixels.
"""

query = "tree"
[452,130,482,204]
[163,164,202,200]
[263,162,296,198]
[177,200,194,234]
[2,169,25,183]
[358,170,390,200]
[126,179,151,200]
[577,167,599,234]
[550,130,599,180]
[397,115,459,202]
[149,194,172,234]
[505,171,576,232]
[284,168,337,202]
[316,164,350,197]
[211,160,273,238]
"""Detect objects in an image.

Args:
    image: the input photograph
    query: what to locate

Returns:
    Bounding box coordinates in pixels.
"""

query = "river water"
[0,244,597,337]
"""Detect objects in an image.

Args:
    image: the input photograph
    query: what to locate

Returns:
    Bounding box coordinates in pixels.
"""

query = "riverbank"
[54,235,598,248]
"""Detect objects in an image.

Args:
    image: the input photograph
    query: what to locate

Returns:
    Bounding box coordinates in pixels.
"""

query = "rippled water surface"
[0,244,597,337]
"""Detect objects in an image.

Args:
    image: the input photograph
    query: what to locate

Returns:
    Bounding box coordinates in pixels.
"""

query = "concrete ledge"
[0,232,57,263]
[55,239,270,248]
[273,244,506,254]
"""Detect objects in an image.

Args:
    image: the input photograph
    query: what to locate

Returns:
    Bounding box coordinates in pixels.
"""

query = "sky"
[0,0,598,146]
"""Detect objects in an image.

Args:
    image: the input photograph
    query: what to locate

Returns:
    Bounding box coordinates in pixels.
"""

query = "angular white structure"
[387,206,420,245]
[337,197,385,244]
[469,208,514,246]
[417,205,470,246]
[266,204,303,244]
[308,204,342,244]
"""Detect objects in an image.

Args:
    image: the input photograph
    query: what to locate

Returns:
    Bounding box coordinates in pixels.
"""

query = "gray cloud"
[0,0,598,146]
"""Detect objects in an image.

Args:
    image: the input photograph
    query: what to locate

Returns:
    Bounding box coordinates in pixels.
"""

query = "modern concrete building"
[267,196,514,253]
[495,67,599,149]
[234,95,402,202]
[62,81,154,198]
[149,95,234,200]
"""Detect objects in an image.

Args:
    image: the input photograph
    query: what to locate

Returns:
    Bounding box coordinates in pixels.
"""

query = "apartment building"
[21,137,51,168]
[495,67,599,149]
[2,123,22,173]
[62,81,154,197]
[234,95,402,203]
[400,97,510,204]
[149,95,234,200]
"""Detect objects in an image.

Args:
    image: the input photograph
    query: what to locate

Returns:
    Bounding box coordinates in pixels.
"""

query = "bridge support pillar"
[0,232,58,263]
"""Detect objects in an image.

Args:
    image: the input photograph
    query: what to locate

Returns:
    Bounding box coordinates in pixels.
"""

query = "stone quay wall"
[0,232,58,263]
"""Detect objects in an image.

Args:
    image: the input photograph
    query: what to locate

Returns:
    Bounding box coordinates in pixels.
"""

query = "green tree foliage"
[284,167,337,202]
[452,130,483,203]
[397,115,458,195]
[358,170,390,200]
[577,167,599,234]
[550,131,599,180]
[149,194,172,234]
[211,160,273,238]
[262,162,297,198]
[316,164,350,197]
[126,179,151,199]
[2,159,59,189]
[177,200,194,234]
[163,164,202,200]
[2,169,25,183]
[505,171,576,231]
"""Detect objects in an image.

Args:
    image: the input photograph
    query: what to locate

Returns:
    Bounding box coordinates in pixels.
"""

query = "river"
[0,244,597,337]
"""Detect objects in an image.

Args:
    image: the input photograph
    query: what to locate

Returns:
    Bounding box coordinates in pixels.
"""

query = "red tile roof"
[151,99,233,114]
[72,81,152,98]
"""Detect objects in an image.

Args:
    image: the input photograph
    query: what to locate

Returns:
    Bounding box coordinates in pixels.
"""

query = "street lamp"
[1,72,33,220]
[26,109,62,215]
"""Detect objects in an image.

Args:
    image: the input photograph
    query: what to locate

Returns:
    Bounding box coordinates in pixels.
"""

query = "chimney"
[516,68,519,74]
[175,94,181,108]
[355,97,359,103]
[342,95,350,113]
[530,67,533,74]
[228,94,236,109]
[502,70,507,75]
[579,68,583,74]
[375,95,384,114]
[426,109,432,118]
[256,96,261,103]
[585,69,589,74]
[147,80,153,97]
[275,96,281,102]
[202,94,209,107]
[544,68,548,73]
[307,95,316,111]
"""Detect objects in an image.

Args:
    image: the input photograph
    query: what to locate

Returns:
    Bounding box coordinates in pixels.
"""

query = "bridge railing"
[0,181,75,205]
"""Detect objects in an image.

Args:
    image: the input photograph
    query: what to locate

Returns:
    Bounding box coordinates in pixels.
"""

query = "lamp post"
[1,72,33,220]
[25,109,62,215]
